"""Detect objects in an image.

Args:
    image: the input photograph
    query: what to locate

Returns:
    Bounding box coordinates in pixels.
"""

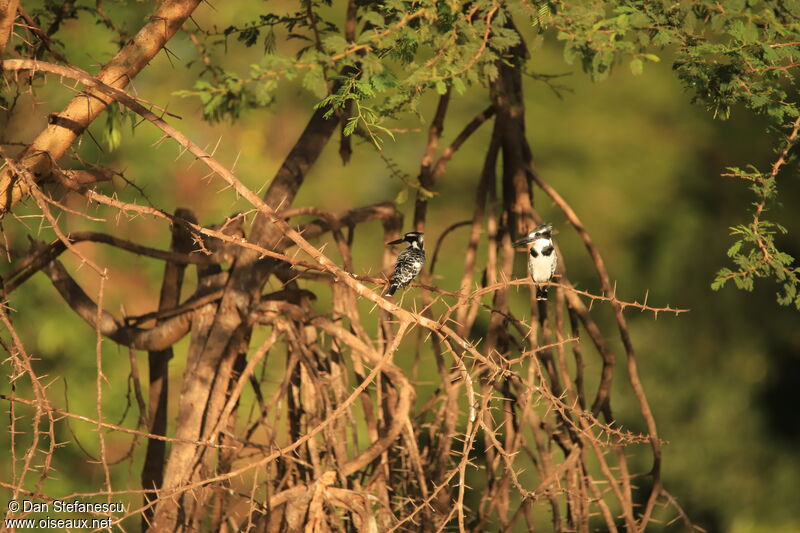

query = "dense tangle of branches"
[0,2,696,532]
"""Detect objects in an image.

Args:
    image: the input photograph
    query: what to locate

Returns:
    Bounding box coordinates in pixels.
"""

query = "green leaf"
[452,76,466,95]
[324,34,349,54]
[343,116,358,137]
[302,68,327,98]
[104,106,123,151]
[727,240,743,258]
[629,58,643,76]
[711,269,732,291]
[362,11,385,27]
[394,187,409,205]
[742,21,759,43]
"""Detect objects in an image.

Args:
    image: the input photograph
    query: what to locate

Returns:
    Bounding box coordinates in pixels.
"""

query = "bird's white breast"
[528,239,557,283]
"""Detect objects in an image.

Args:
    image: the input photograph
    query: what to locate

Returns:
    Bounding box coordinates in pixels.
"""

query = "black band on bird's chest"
[541,245,554,256]
[529,248,539,258]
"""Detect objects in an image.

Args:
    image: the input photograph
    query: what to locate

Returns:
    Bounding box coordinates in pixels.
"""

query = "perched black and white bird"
[385,231,425,297]
[514,223,558,300]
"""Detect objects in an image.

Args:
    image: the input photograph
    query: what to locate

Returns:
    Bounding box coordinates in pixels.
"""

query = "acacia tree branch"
[0,0,202,214]
[142,207,198,531]
[431,105,496,180]
[145,66,338,530]
[41,259,192,351]
[15,5,69,63]
[3,231,216,294]
[0,0,19,53]
[0,64,411,482]
[413,90,450,232]
[429,220,472,274]
[454,120,500,335]
[110,318,418,527]
[0,61,424,334]
[284,201,399,242]
[0,394,230,448]
[312,318,413,477]
[0,194,394,293]
[530,167,664,525]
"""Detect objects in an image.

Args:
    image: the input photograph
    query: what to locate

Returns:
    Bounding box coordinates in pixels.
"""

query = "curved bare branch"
[41,259,192,351]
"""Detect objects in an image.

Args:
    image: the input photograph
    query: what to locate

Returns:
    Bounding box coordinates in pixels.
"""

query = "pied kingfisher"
[385,232,425,297]
[514,223,558,300]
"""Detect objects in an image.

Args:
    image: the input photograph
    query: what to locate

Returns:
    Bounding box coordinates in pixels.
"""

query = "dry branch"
[41,259,192,351]
[0,0,202,214]
[0,0,19,54]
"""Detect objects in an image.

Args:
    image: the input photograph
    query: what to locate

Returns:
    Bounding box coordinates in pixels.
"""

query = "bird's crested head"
[387,231,424,248]
[513,224,553,247]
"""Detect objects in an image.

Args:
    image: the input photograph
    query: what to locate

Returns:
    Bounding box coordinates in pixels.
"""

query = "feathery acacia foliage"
[544,0,800,305]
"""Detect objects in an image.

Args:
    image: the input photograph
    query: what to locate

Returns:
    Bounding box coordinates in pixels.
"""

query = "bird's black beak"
[513,237,534,248]
[386,238,405,245]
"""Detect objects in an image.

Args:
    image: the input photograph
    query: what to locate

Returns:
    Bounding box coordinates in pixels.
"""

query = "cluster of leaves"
[316,75,397,147]
[714,219,800,307]
[536,0,800,307]
[713,160,800,308]
[180,0,522,202]
[175,71,279,122]
[182,0,518,126]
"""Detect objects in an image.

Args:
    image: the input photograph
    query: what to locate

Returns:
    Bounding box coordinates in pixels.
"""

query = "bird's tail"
[386,283,398,297]
[536,285,548,301]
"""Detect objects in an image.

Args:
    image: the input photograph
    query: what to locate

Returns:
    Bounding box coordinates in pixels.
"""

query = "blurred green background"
[2,2,799,532]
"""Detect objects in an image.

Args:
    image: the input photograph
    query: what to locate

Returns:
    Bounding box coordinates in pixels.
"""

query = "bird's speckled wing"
[392,247,425,289]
